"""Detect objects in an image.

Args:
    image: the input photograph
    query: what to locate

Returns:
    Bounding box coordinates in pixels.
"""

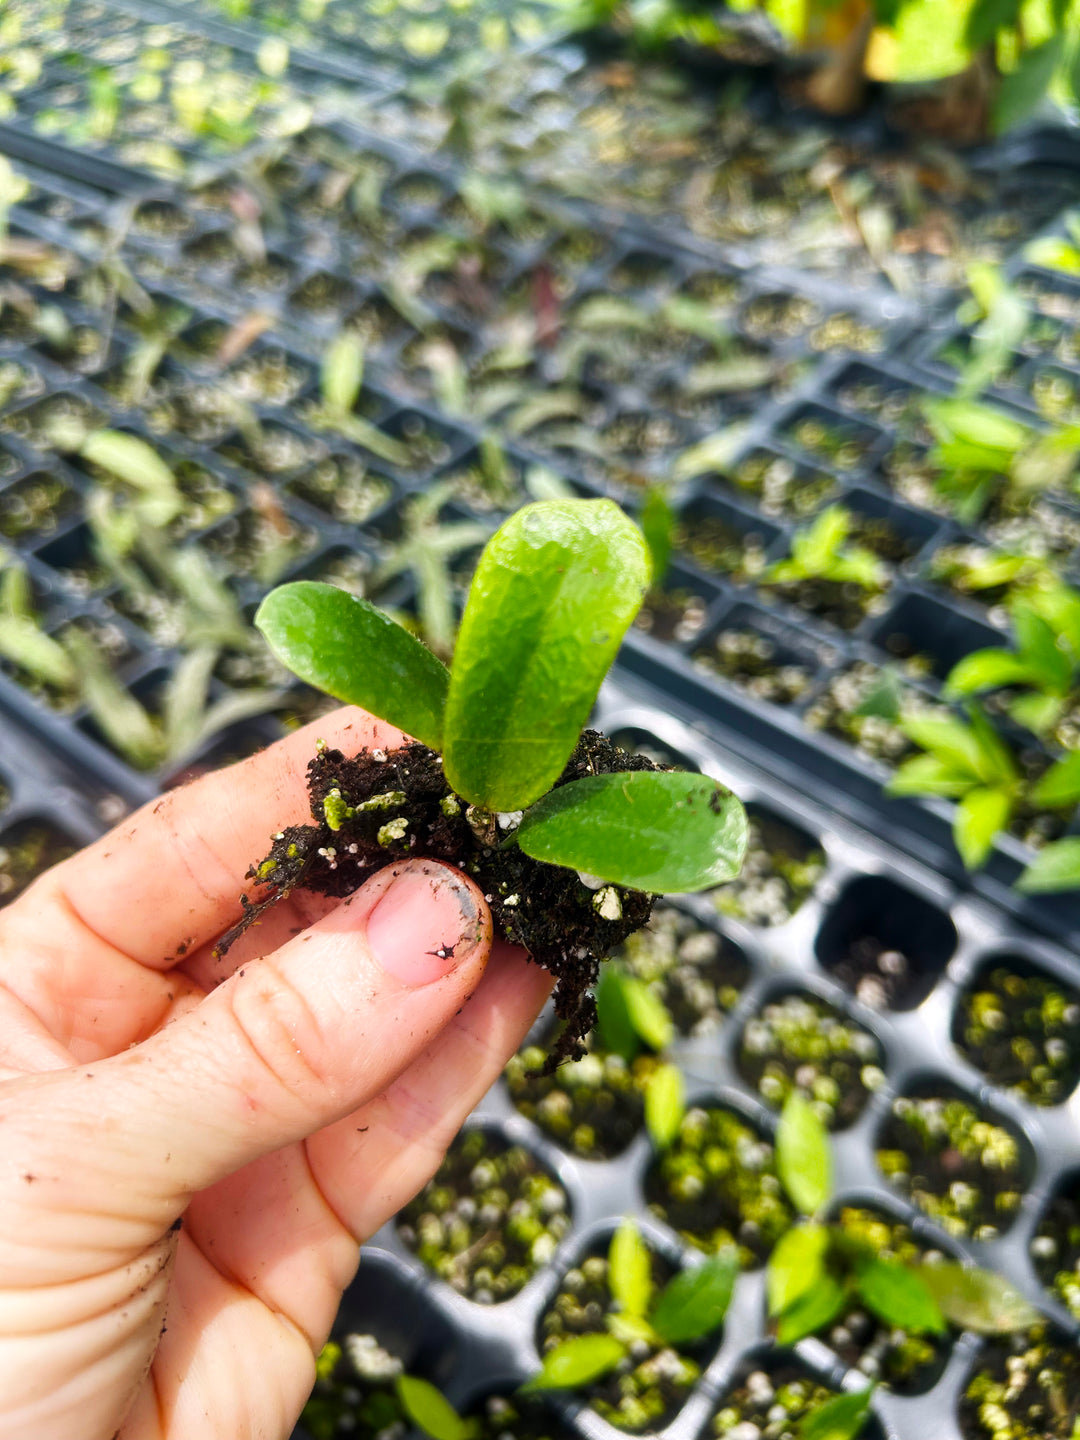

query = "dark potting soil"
[959,1328,1080,1440]
[1031,1177,1080,1321]
[504,1037,652,1161]
[217,731,658,1070]
[711,1365,854,1440]
[300,1333,407,1440]
[953,960,1080,1107]
[395,1126,571,1303]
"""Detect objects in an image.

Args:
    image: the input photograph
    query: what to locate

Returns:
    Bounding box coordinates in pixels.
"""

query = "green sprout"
[255,497,748,893]
[761,505,887,593]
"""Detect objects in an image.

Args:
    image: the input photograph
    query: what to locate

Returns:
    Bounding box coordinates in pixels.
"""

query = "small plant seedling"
[762,505,887,594]
[227,499,749,1068]
[524,1217,738,1394]
[594,963,684,1148]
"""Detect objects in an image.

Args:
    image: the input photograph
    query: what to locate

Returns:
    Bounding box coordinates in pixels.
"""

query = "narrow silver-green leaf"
[255,581,448,749]
[395,1376,468,1440]
[517,771,748,893]
[520,1334,626,1393]
[609,1219,653,1320]
[650,1251,738,1345]
[322,330,364,416]
[443,500,649,810]
[776,1091,833,1216]
[80,429,183,524]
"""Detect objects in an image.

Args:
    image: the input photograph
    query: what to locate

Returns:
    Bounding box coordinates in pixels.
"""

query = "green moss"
[712,1368,846,1439]
[0,820,76,907]
[610,903,749,1037]
[960,1329,1080,1440]
[505,1041,653,1160]
[955,964,1080,1107]
[1031,1181,1080,1320]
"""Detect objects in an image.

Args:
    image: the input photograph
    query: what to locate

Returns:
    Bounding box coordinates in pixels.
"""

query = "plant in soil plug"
[526,1217,737,1432]
[229,499,749,1069]
[758,505,888,632]
[306,330,413,467]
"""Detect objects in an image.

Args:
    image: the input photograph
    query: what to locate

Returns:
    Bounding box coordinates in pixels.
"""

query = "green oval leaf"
[322,331,364,416]
[766,1222,829,1317]
[854,1258,946,1336]
[954,785,1012,871]
[776,1092,833,1216]
[521,1334,626,1392]
[645,1062,685,1150]
[609,1219,653,1319]
[797,1386,874,1440]
[1031,751,1080,810]
[595,967,640,1062]
[395,1377,468,1440]
[1018,837,1080,894]
[916,1262,1041,1334]
[443,500,649,810]
[776,1269,848,1345]
[650,1251,738,1346]
[622,974,675,1052]
[517,771,748,893]
[255,581,448,749]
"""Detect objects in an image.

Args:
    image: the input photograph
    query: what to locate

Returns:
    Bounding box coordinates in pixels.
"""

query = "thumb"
[0,859,491,1283]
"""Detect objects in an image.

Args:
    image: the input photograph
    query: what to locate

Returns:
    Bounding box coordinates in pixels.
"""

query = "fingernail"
[367,861,482,986]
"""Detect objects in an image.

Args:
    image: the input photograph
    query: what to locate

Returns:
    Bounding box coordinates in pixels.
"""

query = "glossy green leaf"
[651,1251,738,1345]
[1017,838,1080,894]
[645,1062,685,1150]
[854,1259,946,1336]
[964,0,1023,48]
[886,754,974,800]
[255,581,448,749]
[954,785,1012,870]
[1031,751,1080,809]
[797,1386,874,1440]
[609,1219,653,1320]
[1008,691,1063,736]
[916,1263,1040,1334]
[776,1092,833,1216]
[622,974,675,1051]
[395,1377,468,1440]
[993,38,1062,135]
[517,770,748,893]
[925,399,1028,454]
[443,500,649,810]
[521,1334,626,1392]
[767,1222,829,1317]
[776,1270,847,1345]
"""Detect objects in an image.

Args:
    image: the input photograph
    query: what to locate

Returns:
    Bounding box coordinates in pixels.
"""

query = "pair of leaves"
[256,501,749,894]
[770,1245,944,1346]
[595,966,674,1057]
[766,506,885,592]
[524,1222,738,1393]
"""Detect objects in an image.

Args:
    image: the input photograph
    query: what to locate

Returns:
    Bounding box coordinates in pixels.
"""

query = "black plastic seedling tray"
[287,680,1080,1440]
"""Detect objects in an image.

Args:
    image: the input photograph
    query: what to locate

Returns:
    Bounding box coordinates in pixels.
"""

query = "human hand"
[0,707,552,1440]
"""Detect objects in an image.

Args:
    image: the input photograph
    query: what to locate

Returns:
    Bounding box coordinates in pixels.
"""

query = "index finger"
[45,706,404,969]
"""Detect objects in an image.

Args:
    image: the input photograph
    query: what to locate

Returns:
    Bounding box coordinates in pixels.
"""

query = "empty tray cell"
[504,1034,648,1161]
[224,347,312,408]
[876,1080,1034,1240]
[285,456,394,526]
[33,522,112,600]
[674,496,780,585]
[952,954,1080,1106]
[537,1232,718,1432]
[781,405,882,471]
[0,469,80,544]
[959,1329,1080,1440]
[738,988,885,1129]
[232,252,297,294]
[202,503,318,583]
[816,874,958,1012]
[710,1357,884,1440]
[833,365,928,435]
[300,1253,461,1438]
[815,1203,954,1394]
[873,592,1002,684]
[1031,1170,1080,1320]
[291,546,378,599]
[722,448,838,520]
[802,661,917,767]
[396,1125,571,1303]
[706,804,826,928]
[645,1100,793,1264]
[691,605,824,707]
[131,197,195,241]
[739,291,820,344]
[609,249,679,293]
[612,901,751,1037]
[1027,363,1080,425]
[215,421,327,477]
[634,561,717,645]
[0,817,78,907]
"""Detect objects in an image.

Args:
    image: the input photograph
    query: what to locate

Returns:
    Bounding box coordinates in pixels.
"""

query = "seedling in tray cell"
[222,498,749,1073]
[960,1328,1080,1440]
[802,663,916,768]
[710,1362,876,1440]
[757,505,890,633]
[527,1218,736,1432]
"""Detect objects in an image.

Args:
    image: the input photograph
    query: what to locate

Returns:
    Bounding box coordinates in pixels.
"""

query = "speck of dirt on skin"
[238,969,245,977]
[22,1173,34,1183]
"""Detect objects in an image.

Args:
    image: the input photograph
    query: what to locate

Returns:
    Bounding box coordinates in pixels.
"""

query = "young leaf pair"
[595,964,684,1149]
[523,1217,737,1394]
[256,499,749,894]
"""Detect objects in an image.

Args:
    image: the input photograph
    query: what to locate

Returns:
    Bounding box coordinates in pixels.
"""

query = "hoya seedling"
[762,505,887,594]
[235,498,749,1067]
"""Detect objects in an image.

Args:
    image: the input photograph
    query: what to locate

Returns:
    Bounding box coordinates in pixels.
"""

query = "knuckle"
[224,958,340,1114]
